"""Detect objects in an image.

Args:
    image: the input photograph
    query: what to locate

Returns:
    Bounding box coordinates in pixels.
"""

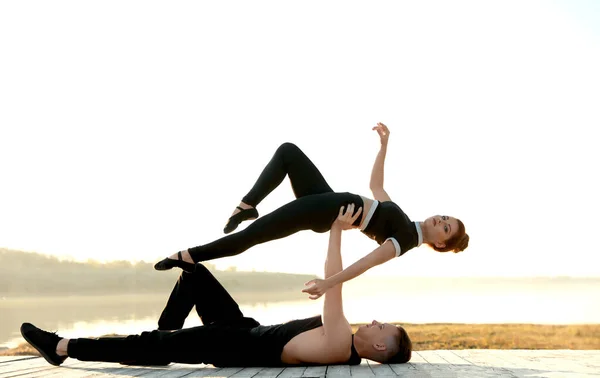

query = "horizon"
[4,247,600,279]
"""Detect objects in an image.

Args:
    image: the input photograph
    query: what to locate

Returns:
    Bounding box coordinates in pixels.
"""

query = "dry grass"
[0,344,37,357]
[356,323,600,350]
[3,323,599,358]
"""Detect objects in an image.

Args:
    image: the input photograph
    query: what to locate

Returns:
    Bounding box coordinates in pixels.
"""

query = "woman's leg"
[188,192,363,263]
[243,142,334,205]
[225,143,334,233]
[158,264,259,330]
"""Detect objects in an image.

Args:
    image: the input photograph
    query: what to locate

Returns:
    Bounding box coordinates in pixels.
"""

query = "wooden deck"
[1,350,598,377]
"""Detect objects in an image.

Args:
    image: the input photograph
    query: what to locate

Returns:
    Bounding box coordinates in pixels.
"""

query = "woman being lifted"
[155,123,469,299]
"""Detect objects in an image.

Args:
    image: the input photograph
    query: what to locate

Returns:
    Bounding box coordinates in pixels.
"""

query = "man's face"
[355,320,400,342]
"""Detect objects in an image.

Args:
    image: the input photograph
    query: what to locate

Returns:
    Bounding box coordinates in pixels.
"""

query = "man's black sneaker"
[20,323,67,366]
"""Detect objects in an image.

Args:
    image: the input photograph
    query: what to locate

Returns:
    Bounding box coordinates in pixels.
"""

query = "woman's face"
[424,215,459,247]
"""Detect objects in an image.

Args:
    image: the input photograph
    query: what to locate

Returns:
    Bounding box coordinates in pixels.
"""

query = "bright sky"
[1,0,599,278]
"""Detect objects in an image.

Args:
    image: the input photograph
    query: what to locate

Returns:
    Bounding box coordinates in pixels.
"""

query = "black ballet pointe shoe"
[223,206,259,234]
[154,251,196,273]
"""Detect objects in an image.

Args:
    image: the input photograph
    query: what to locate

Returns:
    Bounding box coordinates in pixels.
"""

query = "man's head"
[353,320,412,363]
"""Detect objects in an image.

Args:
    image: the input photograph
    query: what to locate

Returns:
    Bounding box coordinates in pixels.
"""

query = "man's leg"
[158,263,259,330]
[73,264,256,366]
[65,325,232,365]
[21,323,239,366]
[22,265,257,366]
[22,322,225,366]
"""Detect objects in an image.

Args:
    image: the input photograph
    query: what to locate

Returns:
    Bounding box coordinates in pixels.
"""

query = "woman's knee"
[277,142,301,156]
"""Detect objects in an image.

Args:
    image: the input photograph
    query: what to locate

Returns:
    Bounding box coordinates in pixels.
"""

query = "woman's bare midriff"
[359,196,375,229]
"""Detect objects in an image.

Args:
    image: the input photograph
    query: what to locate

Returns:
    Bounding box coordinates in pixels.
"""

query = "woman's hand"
[333,203,362,231]
[372,122,390,146]
[302,278,331,300]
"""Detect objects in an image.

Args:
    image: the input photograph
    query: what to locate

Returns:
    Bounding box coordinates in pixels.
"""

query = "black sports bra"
[361,200,419,257]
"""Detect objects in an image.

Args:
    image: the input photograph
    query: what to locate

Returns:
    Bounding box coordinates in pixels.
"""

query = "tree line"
[0,249,315,297]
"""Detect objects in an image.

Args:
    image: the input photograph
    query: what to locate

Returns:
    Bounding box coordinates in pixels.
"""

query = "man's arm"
[284,206,360,365]
[322,222,345,325]
[370,123,392,202]
[320,205,362,340]
[280,219,351,365]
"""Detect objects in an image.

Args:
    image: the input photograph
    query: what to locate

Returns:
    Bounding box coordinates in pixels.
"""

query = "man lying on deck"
[20,204,412,367]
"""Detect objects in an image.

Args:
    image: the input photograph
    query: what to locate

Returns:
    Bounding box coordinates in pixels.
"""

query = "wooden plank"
[453,350,534,377]
[576,351,600,370]
[40,362,161,378]
[301,365,326,377]
[138,363,205,378]
[392,361,434,378]
[482,350,538,370]
[0,357,39,364]
[277,366,306,377]
[411,351,475,377]
[1,360,98,378]
[78,365,153,378]
[181,365,223,377]
[537,352,600,374]
[45,361,117,378]
[350,359,374,376]
[453,350,521,376]
[419,352,470,377]
[230,366,264,377]
[431,351,472,366]
[3,351,600,377]
[0,356,42,372]
[0,357,55,377]
[366,360,395,376]
[408,351,435,371]
[253,367,284,377]
[184,366,238,377]
[500,350,600,377]
[324,364,349,377]
[418,351,453,367]
[408,352,429,364]
[493,350,599,376]
[387,362,415,375]
[24,361,107,377]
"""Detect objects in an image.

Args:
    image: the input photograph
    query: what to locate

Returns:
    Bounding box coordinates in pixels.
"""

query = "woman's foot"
[154,250,196,272]
[223,202,258,234]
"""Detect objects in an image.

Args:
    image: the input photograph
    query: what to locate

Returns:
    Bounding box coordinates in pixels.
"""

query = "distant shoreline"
[0,290,309,305]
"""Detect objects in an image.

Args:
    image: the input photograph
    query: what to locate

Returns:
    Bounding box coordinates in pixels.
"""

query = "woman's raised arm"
[370,122,392,202]
[302,240,396,300]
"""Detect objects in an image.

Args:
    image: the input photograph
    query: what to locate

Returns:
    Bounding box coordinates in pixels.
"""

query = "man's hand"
[333,203,362,231]
[302,278,330,300]
[372,122,390,146]
[303,205,362,300]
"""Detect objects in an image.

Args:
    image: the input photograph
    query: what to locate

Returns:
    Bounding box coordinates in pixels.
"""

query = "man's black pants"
[67,264,260,365]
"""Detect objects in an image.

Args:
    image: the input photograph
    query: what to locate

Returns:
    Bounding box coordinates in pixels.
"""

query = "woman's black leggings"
[188,142,363,262]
